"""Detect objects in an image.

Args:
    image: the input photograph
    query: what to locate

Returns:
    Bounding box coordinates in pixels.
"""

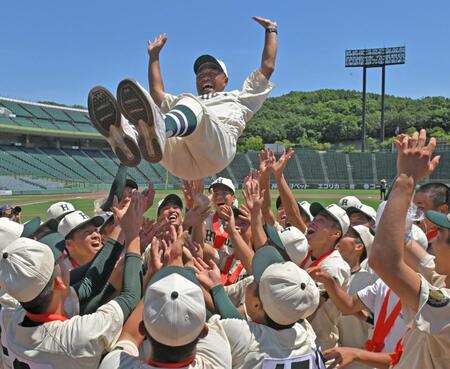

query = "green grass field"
[1,189,382,222]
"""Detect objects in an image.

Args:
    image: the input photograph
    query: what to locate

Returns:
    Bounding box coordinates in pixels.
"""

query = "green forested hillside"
[240,89,450,151]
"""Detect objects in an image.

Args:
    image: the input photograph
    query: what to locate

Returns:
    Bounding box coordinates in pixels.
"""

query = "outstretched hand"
[270,148,294,177]
[193,257,221,291]
[394,129,440,182]
[148,34,168,56]
[252,16,277,29]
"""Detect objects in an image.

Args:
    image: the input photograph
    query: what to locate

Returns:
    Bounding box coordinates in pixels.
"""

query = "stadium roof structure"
[0,96,102,140]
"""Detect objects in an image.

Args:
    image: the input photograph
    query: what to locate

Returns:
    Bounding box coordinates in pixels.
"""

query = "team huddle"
[0,15,449,369]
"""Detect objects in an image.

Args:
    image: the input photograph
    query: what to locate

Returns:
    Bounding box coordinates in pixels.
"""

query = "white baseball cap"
[352,225,374,253]
[0,217,42,252]
[347,204,377,222]
[58,211,104,238]
[194,54,228,78]
[0,238,55,303]
[339,196,362,210]
[98,211,114,229]
[299,201,313,222]
[264,225,309,264]
[209,177,235,194]
[46,202,75,221]
[310,203,350,235]
[143,268,206,347]
[253,247,320,324]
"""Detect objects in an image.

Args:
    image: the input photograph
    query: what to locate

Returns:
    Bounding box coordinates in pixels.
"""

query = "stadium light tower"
[345,47,405,151]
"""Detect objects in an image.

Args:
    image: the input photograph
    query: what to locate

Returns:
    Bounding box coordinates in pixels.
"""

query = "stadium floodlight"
[345,46,405,150]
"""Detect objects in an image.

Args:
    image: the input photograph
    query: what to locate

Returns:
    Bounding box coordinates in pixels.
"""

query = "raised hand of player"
[258,148,275,175]
[181,179,205,209]
[149,236,165,274]
[270,148,294,177]
[119,191,145,241]
[323,347,358,369]
[183,204,211,229]
[147,34,168,56]
[307,266,334,287]
[193,257,221,291]
[163,225,187,267]
[394,129,440,182]
[243,171,265,213]
[112,195,131,223]
[218,205,235,232]
[141,181,155,211]
[252,16,277,29]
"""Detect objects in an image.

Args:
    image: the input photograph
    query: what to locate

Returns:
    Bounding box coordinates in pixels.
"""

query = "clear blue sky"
[1,0,449,105]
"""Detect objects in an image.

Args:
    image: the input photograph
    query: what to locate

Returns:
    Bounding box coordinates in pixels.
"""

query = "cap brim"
[209,182,235,194]
[252,246,284,284]
[68,216,104,237]
[21,217,42,238]
[310,202,342,231]
[39,218,59,233]
[39,232,65,260]
[149,266,200,288]
[263,224,284,250]
[194,54,223,75]
[426,210,450,229]
[157,194,183,215]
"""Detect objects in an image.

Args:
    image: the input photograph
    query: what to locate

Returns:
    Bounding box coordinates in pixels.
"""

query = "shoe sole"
[116,79,163,163]
[87,86,141,167]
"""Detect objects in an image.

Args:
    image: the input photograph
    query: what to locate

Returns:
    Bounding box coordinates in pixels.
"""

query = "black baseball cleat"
[87,86,141,167]
[116,79,166,163]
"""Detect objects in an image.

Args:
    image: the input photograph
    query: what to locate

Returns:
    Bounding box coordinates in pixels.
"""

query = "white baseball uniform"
[357,279,407,353]
[98,315,232,369]
[6,300,123,369]
[219,317,324,369]
[302,249,351,350]
[0,289,79,369]
[393,275,450,369]
[417,253,446,288]
[204,215,247,284]
[160,70,274,179]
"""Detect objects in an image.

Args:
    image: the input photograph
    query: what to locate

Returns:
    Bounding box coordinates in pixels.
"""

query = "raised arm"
[259,149,277,226]
[253,16,278,80]
[271,148,307,233]
[369,130,440,313]
[147,34,168,107]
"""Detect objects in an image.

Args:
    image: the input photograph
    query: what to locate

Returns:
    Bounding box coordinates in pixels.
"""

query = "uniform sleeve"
[418,254,447,288]
[224,276,253,307]
[99,340,144,369]
[219,318,253,368]
[357,279,380,313]
[237,69,274,122]
[59,300,125,357]
[211,285,244,320]
[195,315,232,369]
[320,255,351,287]
[160,92,178,113]
[403,275,450,335]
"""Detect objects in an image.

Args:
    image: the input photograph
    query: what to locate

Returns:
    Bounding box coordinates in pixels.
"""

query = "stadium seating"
[323,152,350,183]
[297,151,325,182]
[348,152,374,182]
[374,152,396,182]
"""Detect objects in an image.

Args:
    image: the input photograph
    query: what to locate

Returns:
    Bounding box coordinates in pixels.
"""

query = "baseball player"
[379,179,387,200]
[346,204,377,228]
[58,210,105,269]
[413,182,450,250]
[339,196,363,211]
[88,16,277,179]
[195,246,325,369]
[99,241,233,369]
[0,191,144,369]
[369,130,450,369]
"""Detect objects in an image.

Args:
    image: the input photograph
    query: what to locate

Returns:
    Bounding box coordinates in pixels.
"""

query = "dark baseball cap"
[157,194,183,215]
